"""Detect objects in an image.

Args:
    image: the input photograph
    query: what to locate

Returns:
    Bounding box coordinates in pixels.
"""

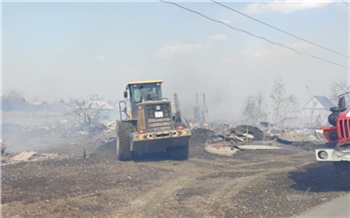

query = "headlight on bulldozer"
[318,150,329,160]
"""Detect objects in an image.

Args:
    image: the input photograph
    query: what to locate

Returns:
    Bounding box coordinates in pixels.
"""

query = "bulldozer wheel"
[168,145,189,160]
[116,122,133,161]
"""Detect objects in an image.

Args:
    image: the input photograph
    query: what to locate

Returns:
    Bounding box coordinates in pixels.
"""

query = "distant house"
[302,96,335,125]
[72,99,116,121]
[89,100,114,110]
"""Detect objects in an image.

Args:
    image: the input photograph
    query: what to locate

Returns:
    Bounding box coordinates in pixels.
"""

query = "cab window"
[130,83,162,103]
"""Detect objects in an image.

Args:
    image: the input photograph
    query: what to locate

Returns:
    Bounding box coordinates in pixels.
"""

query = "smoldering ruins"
[1,87,350,218]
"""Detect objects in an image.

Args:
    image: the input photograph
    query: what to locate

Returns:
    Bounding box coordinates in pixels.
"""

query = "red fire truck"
[315,93,350,170]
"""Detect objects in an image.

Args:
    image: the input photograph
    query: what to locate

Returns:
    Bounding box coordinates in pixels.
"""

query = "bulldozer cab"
[123,80,163,120]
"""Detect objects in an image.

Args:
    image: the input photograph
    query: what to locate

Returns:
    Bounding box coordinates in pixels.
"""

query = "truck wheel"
[168,145,189,160]
[116,122,133,161]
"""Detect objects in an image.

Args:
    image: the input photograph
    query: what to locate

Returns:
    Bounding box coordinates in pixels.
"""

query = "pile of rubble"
[104,120,117,135]
[207,125,276,144]
[278,129,319,142]
[203,124,324,157]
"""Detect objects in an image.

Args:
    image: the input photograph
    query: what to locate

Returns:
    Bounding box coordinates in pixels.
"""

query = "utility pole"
[202,94,208,125]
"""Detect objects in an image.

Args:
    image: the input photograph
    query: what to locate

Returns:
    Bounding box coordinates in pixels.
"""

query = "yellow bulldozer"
[116,80,191,161]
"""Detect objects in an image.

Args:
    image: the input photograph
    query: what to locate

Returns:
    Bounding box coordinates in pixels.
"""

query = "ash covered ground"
[1,111,350,218]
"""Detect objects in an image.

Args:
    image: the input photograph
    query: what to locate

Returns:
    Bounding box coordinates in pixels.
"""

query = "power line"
[159,0,349,69]
[341,0,350,7]
[212,0,349,59]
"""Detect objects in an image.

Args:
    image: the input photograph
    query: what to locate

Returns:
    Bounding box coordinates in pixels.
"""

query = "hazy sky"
[2,1,349,120]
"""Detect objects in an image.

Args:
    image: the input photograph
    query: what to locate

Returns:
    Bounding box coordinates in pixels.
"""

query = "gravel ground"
[2,130,350,218]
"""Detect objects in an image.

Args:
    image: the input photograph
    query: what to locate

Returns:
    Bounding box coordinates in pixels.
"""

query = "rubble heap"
[203,124,324,157]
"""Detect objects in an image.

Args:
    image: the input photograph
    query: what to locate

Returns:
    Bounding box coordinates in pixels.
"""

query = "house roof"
[75,100,114,110]
[303,96,335,110]
[92,100,114,110]
[314,96,335,109]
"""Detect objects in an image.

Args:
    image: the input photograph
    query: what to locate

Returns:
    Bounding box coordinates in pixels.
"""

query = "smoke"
[3,2,348,122]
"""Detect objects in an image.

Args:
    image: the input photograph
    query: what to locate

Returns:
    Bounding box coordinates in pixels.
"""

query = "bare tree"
[329,81,350,106]
[241,92,268,125]
[269,78,298,127]
[67,95,105,135]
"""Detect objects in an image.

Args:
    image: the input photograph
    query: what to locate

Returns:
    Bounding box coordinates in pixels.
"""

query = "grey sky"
[2,1,349,120]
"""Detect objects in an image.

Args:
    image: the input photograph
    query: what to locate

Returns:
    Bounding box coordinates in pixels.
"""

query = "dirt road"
[2,136,350,218]
[296,193,350,218]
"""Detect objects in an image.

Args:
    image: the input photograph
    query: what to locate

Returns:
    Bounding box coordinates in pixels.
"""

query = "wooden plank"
[12,151,37,161]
